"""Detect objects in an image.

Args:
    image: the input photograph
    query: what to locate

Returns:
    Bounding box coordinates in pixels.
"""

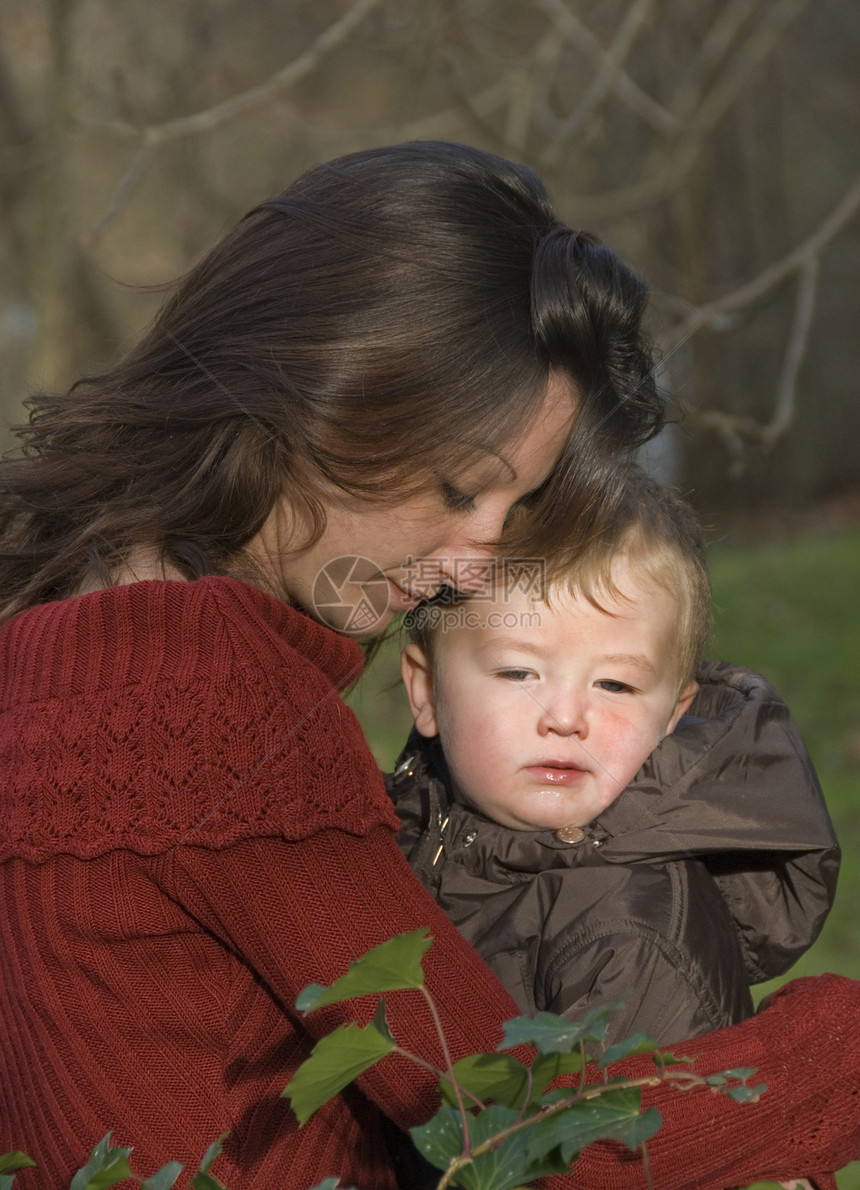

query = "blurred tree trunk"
[0,0,856,504]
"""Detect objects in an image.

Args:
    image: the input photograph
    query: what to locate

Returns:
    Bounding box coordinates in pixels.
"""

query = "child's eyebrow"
[597,652,656,674]
[477,637,545,659]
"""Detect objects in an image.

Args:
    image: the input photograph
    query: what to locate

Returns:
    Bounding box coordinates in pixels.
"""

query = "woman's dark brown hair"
[0,141,664,619]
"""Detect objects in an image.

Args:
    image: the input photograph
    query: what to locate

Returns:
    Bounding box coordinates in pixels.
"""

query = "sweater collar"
[0,576,366,703]
[217,576,366,692]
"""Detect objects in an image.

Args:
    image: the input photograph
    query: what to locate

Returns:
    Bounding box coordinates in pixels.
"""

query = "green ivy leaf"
[423,1047,586,1117]
[534,1088,662,1162]
[284,1019,396,1124]
[598,1032,659,1068]
[141,1161,184,1190]
[410,1105,465,1173]
[721,1067,758,1082]
[456,1105,570,1190]
[0,1155,36,1175]
[295,929,432,1013]
[68,1134,133,1190]
[189,1132,229,1190]
[499,1003,621,1055]
[723,1083,768,1104]
[652,1051,694,1066]
[439,1052,531,1110]
[412,1103,570,1190]
[372,998,395,1045]
[529,1051,586,1101]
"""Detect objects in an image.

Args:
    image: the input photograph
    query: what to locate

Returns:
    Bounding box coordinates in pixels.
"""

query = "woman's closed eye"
[440,481,477,513]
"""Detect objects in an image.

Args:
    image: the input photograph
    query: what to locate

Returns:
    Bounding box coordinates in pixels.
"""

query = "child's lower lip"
[523,766,585,785]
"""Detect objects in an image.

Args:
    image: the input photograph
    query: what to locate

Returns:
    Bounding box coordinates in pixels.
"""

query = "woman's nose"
[430,543,494,594]
[427,498,511,593]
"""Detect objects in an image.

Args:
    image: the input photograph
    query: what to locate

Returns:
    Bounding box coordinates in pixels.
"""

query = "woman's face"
[250,371,577,635]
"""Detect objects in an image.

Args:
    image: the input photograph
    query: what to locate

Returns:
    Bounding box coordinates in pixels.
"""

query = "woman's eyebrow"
[491,448,518,481]
[473,445,517,481]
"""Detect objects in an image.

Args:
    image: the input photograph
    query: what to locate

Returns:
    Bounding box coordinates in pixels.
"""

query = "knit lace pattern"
[0,577,398,860]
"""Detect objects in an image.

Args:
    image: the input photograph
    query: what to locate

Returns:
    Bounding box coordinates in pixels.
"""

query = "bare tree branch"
[669,0,760,121]
[666,172,860,348]
[541,0,656,166]
[84,0,384,246]
[566,0,812,220]
[535,0,681,136]
[768,254,820,441]
[690,255,820,453]
[504,67,538,152]
[504,31,565,150]
[673,0,810,147]
[88,143,151,249]
[421,29,571,158]
[84,0,384,146]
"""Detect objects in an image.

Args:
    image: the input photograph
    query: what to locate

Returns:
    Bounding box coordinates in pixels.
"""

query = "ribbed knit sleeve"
[0,578,398,860]
[164,828,859,1190]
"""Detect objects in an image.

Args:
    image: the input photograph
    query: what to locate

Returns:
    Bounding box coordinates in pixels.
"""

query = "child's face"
[402,555,697,832]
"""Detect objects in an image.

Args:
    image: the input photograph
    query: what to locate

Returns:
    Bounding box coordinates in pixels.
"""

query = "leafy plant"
[284,929,766,1190]
[0,929,765,1190]
[0,1131,225,1190]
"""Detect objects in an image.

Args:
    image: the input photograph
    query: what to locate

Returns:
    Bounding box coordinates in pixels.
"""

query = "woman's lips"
[522,764,587,786]
[385,578,426,611]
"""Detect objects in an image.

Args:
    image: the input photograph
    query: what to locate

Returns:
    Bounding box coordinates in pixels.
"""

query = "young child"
[387,468,839,1047]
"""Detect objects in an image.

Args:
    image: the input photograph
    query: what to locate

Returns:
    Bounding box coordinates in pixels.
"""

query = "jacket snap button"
[555,825,585,844]
[462,831,477,847]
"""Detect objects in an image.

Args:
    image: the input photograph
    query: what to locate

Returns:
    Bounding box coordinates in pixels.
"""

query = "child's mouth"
[522,764,586,785]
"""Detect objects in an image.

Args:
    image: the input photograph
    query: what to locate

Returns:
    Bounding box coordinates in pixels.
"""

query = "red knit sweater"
[0,577,856,1189]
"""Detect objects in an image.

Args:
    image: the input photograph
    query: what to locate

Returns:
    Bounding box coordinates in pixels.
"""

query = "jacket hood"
[389,660,839,984]
[596,660,839,981]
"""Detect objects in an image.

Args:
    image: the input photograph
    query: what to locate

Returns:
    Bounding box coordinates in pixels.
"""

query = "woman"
[0,142,856,1190]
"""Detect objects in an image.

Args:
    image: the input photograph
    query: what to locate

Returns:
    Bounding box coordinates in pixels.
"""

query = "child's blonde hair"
[407,465,710,692]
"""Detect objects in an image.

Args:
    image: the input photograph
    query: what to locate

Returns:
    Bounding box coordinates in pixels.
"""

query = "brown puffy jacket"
[386,661,839,1046]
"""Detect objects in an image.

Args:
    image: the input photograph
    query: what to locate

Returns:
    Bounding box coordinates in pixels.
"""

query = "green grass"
[709,528,860,1190]
[709,529,860,988]
[347,526,860,1187]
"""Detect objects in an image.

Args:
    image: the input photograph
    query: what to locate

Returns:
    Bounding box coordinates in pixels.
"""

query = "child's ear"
[667,679,698,733]
[400,643,440,737]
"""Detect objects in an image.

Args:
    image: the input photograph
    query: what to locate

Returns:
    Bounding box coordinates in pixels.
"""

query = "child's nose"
[537,687,588,738]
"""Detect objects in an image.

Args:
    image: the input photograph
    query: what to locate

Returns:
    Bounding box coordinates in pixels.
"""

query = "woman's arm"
[572,968,856,1189]
[168,826,860,1189]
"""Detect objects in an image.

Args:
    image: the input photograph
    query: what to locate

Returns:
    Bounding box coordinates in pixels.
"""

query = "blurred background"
[1,0,858,1182]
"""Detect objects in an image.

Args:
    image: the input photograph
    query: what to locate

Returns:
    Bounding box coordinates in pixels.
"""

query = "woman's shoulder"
[1,575,363,698]
[0,577,397,861]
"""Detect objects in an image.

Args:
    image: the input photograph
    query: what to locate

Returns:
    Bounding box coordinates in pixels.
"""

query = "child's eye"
[595,679,634,694]
[440,481,477,513]
[497,668,535,682]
